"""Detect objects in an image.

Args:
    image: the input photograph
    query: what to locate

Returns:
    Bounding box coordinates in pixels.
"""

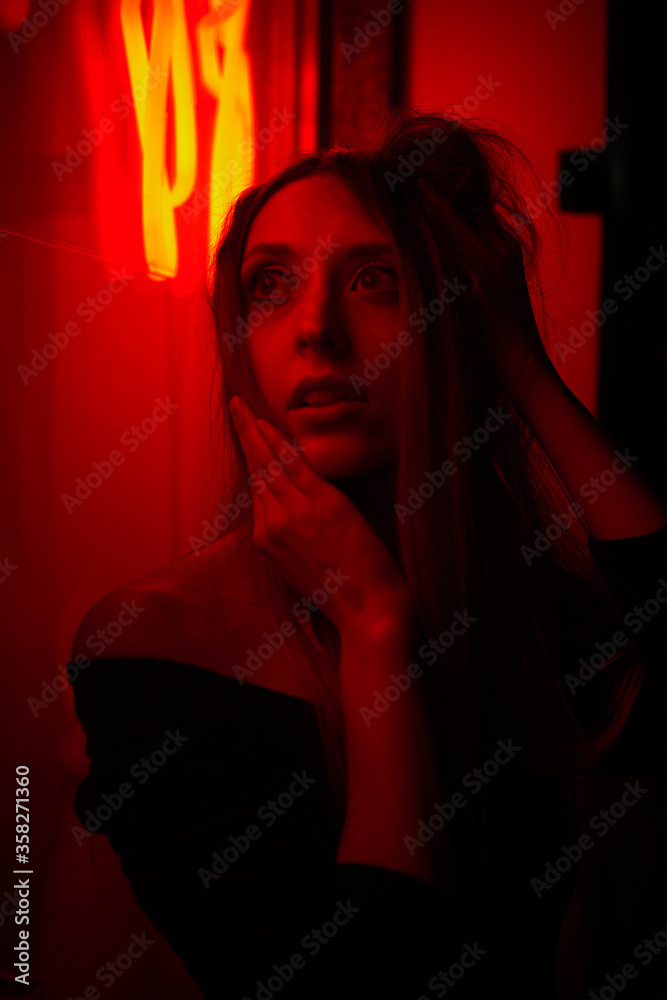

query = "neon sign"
[120,0,255,281]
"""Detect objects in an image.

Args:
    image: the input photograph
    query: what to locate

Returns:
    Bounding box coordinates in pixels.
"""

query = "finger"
[229,396,278,485]
[231,399,312,527]
[229,399,281,546]
[417,179,519,276]
[232,395,319,501]
[254,417,320,497]
[248,469,268,544]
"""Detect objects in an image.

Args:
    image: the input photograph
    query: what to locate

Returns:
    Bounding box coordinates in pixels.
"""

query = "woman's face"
[240,173,404,480]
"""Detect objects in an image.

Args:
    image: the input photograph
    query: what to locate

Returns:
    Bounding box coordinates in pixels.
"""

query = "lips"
[288,375,368,409]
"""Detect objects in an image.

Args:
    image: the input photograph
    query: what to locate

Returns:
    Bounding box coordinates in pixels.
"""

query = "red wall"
[0,2,265,995]
[0,1,607,995]
[408,0,606,412]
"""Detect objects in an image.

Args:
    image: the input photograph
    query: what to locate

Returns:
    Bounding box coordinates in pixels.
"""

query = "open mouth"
[296,389,366,408]
[291,395,367,423]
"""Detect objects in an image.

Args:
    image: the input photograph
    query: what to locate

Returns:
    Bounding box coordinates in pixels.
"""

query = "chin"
[297,435,392,481]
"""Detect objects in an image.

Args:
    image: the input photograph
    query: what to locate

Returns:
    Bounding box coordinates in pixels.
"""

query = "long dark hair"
[204,105,644,938]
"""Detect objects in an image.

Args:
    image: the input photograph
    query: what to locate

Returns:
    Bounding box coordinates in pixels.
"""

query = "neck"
[329,466,401,568]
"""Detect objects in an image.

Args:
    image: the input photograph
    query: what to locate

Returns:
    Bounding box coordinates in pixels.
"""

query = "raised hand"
[417,178,556,395]
[228,394,410,633]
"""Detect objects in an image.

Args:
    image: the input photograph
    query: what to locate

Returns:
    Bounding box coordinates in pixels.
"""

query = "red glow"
[119,0,255,287]
[0,3,610,996]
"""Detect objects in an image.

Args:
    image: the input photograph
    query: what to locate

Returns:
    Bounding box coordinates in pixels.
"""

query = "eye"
[351,263,398,295]
[243,266,294,302]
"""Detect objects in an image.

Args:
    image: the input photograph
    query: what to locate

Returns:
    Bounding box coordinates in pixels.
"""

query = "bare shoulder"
[70,534,260,673]
[70,535,315,699]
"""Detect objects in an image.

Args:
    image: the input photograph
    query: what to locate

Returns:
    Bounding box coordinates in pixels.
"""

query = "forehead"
[244,173,393,251]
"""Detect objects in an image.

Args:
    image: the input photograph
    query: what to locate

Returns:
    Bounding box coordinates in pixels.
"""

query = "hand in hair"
[417,177,556,398]
[228,394,411,633]
[473,222,557,397]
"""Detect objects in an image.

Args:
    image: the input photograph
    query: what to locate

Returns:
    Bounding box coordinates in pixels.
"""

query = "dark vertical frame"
[318,0,410,149]
[595,3,665,502]
[318,0,334,149]
[558,1,666,504]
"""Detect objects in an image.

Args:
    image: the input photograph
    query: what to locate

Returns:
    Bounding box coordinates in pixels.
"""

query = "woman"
[69,108,667,999]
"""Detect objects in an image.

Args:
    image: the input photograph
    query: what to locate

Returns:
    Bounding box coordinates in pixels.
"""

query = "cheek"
[245,334,281,401]
[370,352,402,407]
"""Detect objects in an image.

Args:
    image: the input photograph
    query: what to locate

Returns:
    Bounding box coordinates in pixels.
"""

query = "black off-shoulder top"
[69,525,667,999]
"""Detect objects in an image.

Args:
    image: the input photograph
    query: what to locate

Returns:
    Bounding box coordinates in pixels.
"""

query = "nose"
[294,267,350,356]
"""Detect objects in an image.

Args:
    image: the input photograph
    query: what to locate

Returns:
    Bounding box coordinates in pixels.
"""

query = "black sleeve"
[586,522,667,664]
[585,522,667,774]
[69,659,476,999]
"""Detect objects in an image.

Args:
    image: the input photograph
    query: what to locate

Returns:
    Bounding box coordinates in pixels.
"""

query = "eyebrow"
[241,240,397,265]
